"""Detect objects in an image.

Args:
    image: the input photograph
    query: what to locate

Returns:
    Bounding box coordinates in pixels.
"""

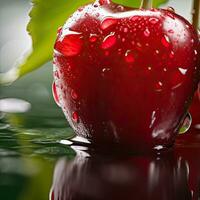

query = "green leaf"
[0,0,168,85]
[0,0,93,85]
[112,0,168,8]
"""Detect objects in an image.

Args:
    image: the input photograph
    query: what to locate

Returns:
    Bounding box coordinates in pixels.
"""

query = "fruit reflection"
[50,151,194,200]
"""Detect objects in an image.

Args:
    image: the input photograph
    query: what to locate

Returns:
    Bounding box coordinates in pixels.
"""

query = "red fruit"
[53,0,200,151]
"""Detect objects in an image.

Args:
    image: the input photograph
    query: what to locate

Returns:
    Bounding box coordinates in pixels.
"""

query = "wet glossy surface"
[53,0,200,151]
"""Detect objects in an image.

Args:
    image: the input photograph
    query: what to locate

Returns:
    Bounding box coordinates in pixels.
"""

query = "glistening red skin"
[53,0,200,151]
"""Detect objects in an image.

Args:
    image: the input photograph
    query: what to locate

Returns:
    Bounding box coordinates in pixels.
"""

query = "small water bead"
[166,11,175,19]
[57,27,62,35]
[89,34,98,43]
[118,48,122,55]
[54,33,83,57]
[124,50,135,63]
[179,112,192,134]
[144,28,150,37]
[178,68,188,75]
[52,82,61,107]
[167,7,175,12]
[131,16,139,21]
[168,29,174,34]
[116,5,125,11]
[54,70,60,79]
[122,38,126,42]
[100,18,117,30]
[101,33,116,49]
[161,35,171,48]
[72,112,79,123]
[194,50,198,55]
[71,89,78,100]
[155,81,163,92]
[123,27,128,33]
[169,51,175,58]
[149,17,159,24]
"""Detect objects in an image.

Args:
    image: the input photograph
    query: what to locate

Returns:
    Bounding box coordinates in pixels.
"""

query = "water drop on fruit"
[57,27,62,35]
[122,38,126,42]
[194,50,198,55]
[166,12,175,19]
[72,112,79,123]
[131,16,139,21]
[161,35,170,48]
[101,33,116,49]
[54,32,83,57]
[168,29,174,34]
[167,7,175,12]
[155,81,163,92]
[125,50,135,63]
[179,112,192,134]
[100,18,117,30]
[149,17,159,24]
[89,34,98,43]
[71,89,78,100]
[123,27,128,33]
[169,51,175,58]
[178,68,188,75]
[52,81,61,107]
[116,5,124,11]
[144,28,150,37]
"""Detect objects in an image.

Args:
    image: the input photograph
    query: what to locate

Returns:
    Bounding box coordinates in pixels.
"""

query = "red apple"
[53,0,200,151]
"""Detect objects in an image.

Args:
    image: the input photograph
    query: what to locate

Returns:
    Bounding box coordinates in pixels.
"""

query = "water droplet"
[122,38,126,42]
[155,81,163,92]
[118,48,122,55]
[124,50,135,63]
[178,68,188,75]
[54,32,83,57]
[89,34,98,43]
[161,35,170,48]
[71,89,78,100]
[169,51,175,58]
[116,5,124,11]
[144,28,150,37]
[149,17,159,24]
[101,33,116,49]
[131,16,139,21]
[57,27,62,35]
[100,18,117,30]
[72,112,79,123]
[155,50,160,54]
[194,50,198,55]
[179,113,192,134]
[54,70,60,79]
[52,82,61,107]
[166,12,175,19]
[123,27,128,33]
[168,29,174,34]
[167,7,175,12]
[102,67,111,77]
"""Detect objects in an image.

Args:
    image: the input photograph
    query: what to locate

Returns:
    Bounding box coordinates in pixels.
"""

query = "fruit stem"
[140,0,153,9]
[192,0,200,29]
